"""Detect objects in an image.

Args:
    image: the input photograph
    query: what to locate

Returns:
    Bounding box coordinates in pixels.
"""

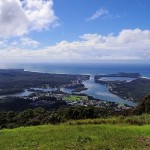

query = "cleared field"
[0,123,150,150]
[63,95,88,101]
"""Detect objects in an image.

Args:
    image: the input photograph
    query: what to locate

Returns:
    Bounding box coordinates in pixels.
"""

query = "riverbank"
[94,73,150,102]
[82,77,136,106]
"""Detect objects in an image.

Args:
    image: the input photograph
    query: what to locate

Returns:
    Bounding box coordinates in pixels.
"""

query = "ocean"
[2,63,150,106]
[13,63,150,77]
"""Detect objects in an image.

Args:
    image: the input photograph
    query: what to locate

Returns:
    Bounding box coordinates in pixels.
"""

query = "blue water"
[98,77,136,82]
[2,63,150,106]
[13,63,150,77]
[0,90,33,98]
[82,77,136,106]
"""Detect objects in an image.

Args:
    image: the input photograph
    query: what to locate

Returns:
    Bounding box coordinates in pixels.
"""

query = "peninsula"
[95,72,150,102]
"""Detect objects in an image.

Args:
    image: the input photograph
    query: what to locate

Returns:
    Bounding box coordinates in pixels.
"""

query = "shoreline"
[94,73,150,103]
[0,69,149,106]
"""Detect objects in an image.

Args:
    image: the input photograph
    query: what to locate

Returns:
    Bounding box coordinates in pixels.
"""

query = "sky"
[0,0,150,64]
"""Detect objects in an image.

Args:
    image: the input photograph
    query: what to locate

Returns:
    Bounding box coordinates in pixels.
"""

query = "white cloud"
[0,0,58,37]
[0,37,40,49]
[20,37,40,48]
[23,0,59,30]
[0,0,28,37]
[0,28,150,63]
[0,41,6,49]
[86,8,108,21]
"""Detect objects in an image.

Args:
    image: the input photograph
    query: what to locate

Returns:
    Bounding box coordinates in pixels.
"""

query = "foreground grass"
[0,123,150,150]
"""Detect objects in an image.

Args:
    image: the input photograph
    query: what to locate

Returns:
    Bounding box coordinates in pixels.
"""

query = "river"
[82,77,136,106]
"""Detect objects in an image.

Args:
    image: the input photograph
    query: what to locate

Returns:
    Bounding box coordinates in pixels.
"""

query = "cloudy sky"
[0,0,150,64]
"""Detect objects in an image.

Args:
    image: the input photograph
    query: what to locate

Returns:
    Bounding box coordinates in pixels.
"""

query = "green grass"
[63,95,88,102]
[0,123,150,150]
[66,114,150,126]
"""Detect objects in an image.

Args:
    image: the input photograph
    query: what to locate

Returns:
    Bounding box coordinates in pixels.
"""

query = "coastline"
[82,76,137,106]
[94,73,150,103]
[1,66,150,106]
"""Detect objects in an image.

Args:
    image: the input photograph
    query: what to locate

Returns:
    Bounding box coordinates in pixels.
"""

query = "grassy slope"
[0,123,150,150]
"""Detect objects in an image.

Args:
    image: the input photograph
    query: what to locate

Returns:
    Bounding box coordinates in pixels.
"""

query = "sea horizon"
[1,62,150,77]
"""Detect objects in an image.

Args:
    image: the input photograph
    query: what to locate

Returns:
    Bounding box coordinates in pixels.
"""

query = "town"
[18,88,132,112]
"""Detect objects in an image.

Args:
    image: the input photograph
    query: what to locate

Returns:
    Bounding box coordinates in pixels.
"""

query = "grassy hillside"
[0,97,149,150]
[0,120,150,150]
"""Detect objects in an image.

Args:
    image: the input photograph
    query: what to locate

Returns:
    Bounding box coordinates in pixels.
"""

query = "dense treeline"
[0,96,67,112]
[132,94,150,114]
[0,88,24,95]
[0,106,114,129]
[0,93,150,129]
